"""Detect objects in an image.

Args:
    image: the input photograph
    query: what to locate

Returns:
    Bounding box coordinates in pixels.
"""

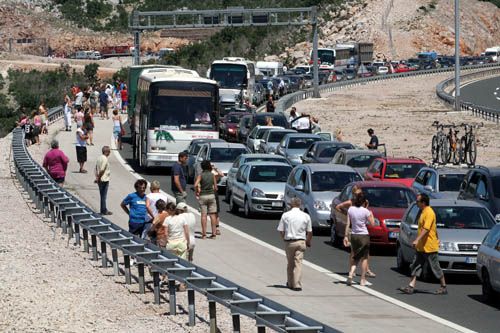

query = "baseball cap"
[176,202,188,210]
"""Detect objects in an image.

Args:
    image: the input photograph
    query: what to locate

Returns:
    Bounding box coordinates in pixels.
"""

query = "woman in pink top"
[42,139,69,186]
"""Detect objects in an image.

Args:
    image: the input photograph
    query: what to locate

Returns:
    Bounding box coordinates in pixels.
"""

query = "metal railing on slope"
[436,67,500,123]
[11,127,337,333]
[275,62,500,114]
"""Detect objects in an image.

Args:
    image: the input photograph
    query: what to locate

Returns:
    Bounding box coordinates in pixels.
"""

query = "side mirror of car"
[307,151,313,157]
[495,214,500,223]
[295,185,304,192]
[479,194,489,201]
[423,185,434,192]
[197,157,203,162]
[372,172,381,179]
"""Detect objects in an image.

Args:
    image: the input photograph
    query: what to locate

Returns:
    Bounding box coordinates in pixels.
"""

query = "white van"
[485,47,500,62]
[256,61,284,77]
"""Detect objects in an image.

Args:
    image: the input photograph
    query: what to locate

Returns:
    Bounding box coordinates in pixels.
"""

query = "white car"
[246,126,283,153]
[377,66,389,75]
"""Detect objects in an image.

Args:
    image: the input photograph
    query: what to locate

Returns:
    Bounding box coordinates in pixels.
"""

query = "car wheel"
[396,244,409,273]
[229,195,239,214]
[244,197,253,218]
[482,268,498,303]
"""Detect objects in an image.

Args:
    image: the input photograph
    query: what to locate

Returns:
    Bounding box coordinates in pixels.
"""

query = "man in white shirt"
[277,197,313,291]
[74,87,84,111]
[95,146,112,215]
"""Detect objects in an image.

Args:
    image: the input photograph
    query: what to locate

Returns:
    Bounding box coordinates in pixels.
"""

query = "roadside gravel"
[0,131,253,332]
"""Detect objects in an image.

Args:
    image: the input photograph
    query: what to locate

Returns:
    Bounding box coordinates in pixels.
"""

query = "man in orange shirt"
[400,193,447,295]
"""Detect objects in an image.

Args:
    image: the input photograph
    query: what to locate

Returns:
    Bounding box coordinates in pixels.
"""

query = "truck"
[417,51,438,62]
[74,50,101,60]
[484,46,500,62]
[256,61,284,77]
[100,45,131,58]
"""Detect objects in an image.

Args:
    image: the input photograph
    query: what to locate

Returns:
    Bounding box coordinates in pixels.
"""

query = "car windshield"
[210,148,247,162]
[256,128,271,139]
[384,163,424,179]
[288,137,320,149]
[363,187,416,208]
[249,165,292,182]
[268,131,290,142]
[347,154,378,168]
[226,115,240,123]
[255,116,287,128]
[435,207,496,229]
[492,177,500,198]
[438,174,465,192]
[245,157,288,164]
[317,145,352,159]
[210,63,247,89]
[149,82,217,131]
[311,171,362,192]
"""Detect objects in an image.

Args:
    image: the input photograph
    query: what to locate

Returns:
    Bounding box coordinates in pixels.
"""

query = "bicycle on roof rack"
[458,122,483,166]
[431,121,454,165]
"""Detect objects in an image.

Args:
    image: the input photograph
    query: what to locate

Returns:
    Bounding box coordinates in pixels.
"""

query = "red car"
[330,181,417,247]
[220,112,247,142]
[394,64,411,73]
[364,157,427,188]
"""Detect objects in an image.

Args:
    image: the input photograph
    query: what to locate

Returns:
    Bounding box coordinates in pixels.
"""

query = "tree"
[84,63,100,85]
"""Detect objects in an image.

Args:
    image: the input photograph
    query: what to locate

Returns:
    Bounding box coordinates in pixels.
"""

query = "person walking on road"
[95,146,112,216]
[266,95,275,113]
[344,191,375,286]
[112,109,123,150]
[121,179,149,237]
[400,194,448,295]
[277,197,313,291]
[75,123,89,173]
[99,85,110,120]
[171,152,188,204]
[43,139,69,186]
[194,160,219,239]
[177,202,196,262]
[64,96,73,131]
[83,109,94,145]
[365,128,379,150]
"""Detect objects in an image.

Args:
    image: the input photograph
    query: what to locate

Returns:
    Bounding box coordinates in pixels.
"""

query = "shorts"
[199,194,217,214]
[113,125,121,139]
[100,104,108,113]
[85,123,94,131]
[90,101,97,108]
[32,126,40,136]
[166,238,188,260]
[350,234,370,261]
[410,251,444,279]
[76,146,87,163]
[53,177,65,184]
[129,222,145,236]
[122,101,128,108]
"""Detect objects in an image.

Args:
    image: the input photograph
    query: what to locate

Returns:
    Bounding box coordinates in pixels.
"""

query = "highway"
[461,76,500,110]
[119,132,499,333]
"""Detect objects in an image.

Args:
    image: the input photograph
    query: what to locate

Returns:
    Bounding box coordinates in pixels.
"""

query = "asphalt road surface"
[119,133,499,333]
[461,76,500,110]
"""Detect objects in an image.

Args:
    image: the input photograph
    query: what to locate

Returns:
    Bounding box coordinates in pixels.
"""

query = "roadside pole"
[454,0,460,111]
[132,10,140,66]
[312,6,320,98]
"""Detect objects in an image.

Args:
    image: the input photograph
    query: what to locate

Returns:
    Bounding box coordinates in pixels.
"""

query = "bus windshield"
[149,82,217,131]
[210,64,247,89]
[318,49,335,64]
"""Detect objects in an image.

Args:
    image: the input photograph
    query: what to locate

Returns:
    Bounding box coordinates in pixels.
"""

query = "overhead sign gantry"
[129,6,321,97]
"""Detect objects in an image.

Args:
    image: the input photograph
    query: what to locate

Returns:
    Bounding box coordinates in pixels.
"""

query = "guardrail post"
[169,279,177,315]
[232,314,241,333]
[91,234,98,261]
[124,255,132,284]
[101,241,108,268]
[153,271,160,305]
[138,262,145,294]
[111,248,119,275]
[188,289,196,326]
[74,223,81,246]
[209,300,217,333]
[83,229,89,253]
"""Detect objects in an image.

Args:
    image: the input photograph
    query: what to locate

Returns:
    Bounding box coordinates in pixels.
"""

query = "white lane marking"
[110,137,475,333]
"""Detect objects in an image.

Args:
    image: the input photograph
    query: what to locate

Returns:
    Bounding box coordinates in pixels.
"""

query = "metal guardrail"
[12,118,337,332]
[436,67,500,123]
[275,62,500,114]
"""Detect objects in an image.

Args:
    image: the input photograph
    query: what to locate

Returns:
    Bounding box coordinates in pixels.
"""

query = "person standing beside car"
[400,193,448,295]
[194,160,219,239]
[365,128,379,150]
[172,152,189,204]
[266,95,275,113]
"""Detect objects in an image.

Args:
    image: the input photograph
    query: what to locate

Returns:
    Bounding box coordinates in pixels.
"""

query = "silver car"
[225,153,290,202]
[477,224,500,302]
[186,138,225,183]
[412,166,468,199]
[276,133,323,166]
[259,129,296,154]
[229,162,292,217]
[397,199,497,278]
[193,142,250,189]
[246,126,283,153]
[331,148,382,175]
[284,164,362,229]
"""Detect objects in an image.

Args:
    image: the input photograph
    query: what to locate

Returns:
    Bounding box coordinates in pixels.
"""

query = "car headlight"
[251,188,266,198]
[373,218,381,226]
[278,194,284,200]
[439,242,458,252]
[313,200,328,211]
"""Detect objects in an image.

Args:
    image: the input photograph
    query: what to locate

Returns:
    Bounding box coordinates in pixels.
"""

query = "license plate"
[389,231,399,239]
[465,257,477,264]
[272,202,282,207]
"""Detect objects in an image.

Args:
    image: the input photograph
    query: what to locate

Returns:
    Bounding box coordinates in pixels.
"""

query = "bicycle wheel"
[459,137,467,164]
[467,135,477,166]
[431,135,439,163]
[440,136,450,164]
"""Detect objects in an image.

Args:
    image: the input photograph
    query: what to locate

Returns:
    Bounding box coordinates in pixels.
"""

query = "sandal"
[346,276,353,286]
[216,227,221,236]
[434,286,448,295]
[80,169,88,173]
[201,234,207,240]
[366,271,376,278]
[399,285,414,294]
[208,235,216,239]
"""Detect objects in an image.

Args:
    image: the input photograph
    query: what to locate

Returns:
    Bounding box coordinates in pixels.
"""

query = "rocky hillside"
[284,0,500,64]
